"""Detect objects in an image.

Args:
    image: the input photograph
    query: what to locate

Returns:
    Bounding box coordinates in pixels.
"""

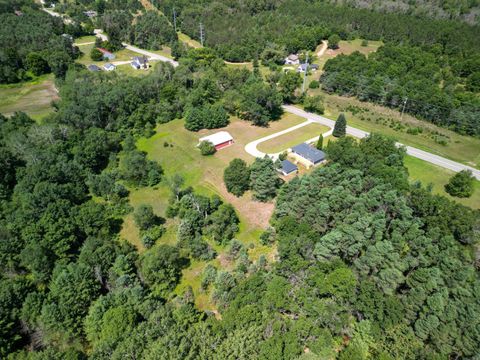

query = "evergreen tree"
[249,156,282,202]
[333,113,347,137]
[316,134,324,150]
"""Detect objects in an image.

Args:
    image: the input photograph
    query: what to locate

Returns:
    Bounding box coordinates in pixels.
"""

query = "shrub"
[199,140,216,156]
[141,225,165,248]
[309,80,320,89]
[304,95,325,114]
[445,170,475,198]
[361,39,369,47]
[90,48,104,61]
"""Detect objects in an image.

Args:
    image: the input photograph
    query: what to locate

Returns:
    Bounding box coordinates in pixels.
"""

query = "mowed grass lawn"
[0,74,58,121]
[404,156,480,209]
[257,123,330,153]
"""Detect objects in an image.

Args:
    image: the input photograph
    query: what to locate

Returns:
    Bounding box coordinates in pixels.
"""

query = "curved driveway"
[244,119,333,160]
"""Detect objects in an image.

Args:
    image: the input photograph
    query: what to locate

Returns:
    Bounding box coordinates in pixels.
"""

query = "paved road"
[283,105,480,180]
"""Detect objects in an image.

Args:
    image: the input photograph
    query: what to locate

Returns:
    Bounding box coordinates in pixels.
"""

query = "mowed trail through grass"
[0,74,58,121]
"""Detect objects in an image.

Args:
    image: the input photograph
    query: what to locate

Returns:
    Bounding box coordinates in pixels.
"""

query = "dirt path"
[317,40,328,58]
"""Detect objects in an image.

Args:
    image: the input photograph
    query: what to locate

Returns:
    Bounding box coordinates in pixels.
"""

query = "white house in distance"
[103,63,116,71]
[284,54,300,65]
[198,131,234,150]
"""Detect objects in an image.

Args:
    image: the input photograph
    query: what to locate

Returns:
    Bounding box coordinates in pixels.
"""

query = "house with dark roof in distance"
[278,160,298,176]
[87,64,101,72]
[131,56,149,70]
[297,63,319,73]
[291,143,326,168]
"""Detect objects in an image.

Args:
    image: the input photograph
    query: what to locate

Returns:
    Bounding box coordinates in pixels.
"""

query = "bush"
[90,48,104,61]
[361,39,369,47]
[309,80,320,89]
[304,95,325,114]
[328,34,340,49]
[199,140,216,156]
[445,170,475,198]
[224,158,251,197]
[141,225,165,248]
[134,204,159,231]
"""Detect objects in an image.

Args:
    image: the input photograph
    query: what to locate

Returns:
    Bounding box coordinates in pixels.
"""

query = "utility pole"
[173,8,177,32]
[301,52,309,93]
[199,23,205,46]
[400,97,408,121]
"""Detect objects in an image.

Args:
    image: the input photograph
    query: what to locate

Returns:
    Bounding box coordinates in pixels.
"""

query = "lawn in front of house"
[404,155,480,209]
[257,123,330,154]
[0,74,58,121]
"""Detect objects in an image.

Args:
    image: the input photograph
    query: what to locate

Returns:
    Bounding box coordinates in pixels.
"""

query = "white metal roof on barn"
[198,131,233,146]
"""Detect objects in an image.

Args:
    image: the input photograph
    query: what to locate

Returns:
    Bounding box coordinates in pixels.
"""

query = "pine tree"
[316,134,324,150]
[333,113,347,137]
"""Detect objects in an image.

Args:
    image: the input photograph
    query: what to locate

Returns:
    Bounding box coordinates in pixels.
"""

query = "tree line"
[321,44,480,136]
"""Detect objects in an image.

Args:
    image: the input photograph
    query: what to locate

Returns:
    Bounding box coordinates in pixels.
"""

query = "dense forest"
[0,1,80,83]
[327,0,480,24]
[156,0,480,61]
[1,0,480,359]
[1,42,480,358]
[321,44,480,136]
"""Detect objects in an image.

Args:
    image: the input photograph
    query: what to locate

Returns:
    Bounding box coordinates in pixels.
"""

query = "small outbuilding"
[278,160,298,176]
[291,143,326,167]
[104,63,116,71]
[198,131,234,150]
[87,64,101,72]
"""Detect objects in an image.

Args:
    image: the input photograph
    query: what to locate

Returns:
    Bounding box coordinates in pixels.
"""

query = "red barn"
[198,131,234,150]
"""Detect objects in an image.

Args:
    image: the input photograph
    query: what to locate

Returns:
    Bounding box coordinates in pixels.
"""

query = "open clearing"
[316,39,383,70]
[120,115,303,310]
[257,123,330,153]
[404,156,480,209]
[0,75,58,120]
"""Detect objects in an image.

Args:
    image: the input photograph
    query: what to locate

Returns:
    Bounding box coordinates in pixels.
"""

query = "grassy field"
[315,39,383,70]
[178,32,202,48]
[0,74,58,121]
[257,123,330,153]
[404,156,480,209]
[119,114,304,310]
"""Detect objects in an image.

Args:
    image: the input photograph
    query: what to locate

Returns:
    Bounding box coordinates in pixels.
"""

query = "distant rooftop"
[291,143,326,164]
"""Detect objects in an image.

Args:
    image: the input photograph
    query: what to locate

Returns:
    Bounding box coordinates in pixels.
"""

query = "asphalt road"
[283,105,480,180]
